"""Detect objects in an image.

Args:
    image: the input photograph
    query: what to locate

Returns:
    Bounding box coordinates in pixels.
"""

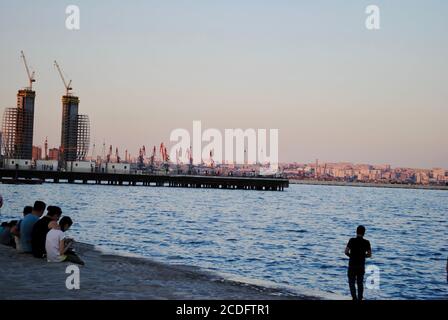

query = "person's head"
[8,220,18,228]
[32,201,46,217]
[356,225,366,237]
[48,221,60,230]
[46,206,62,221]
[59,216,73,232]
[23,206,33,217]
[1,222,7,228]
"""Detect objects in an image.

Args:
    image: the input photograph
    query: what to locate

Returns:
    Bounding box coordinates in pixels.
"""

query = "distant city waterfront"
[1,183,447,299]
[281,162,448,187]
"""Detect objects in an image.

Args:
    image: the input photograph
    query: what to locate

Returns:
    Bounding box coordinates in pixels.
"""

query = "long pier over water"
[0,169,289,191]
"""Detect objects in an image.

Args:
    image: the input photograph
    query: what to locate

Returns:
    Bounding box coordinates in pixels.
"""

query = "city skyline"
[1,1,447,168]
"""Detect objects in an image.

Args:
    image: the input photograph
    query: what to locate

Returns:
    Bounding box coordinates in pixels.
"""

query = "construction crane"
[106,145,112,163]
[54,60,73,96]
[160,143,169,162]
[44,137,48,160]
[20,50,36,90]
[209,149,215,168]
[115,147,120,163]
[150,146,156,165]
[186,146,194,175]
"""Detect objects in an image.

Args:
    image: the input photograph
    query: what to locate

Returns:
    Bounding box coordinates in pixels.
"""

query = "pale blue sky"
[1,0,447,167]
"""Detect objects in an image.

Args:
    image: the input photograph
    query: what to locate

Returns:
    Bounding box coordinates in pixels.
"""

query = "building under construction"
[55,61,90,163]
[1,52,36,160]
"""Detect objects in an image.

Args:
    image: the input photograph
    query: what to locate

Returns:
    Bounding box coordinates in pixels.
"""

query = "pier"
[0,169,289,191]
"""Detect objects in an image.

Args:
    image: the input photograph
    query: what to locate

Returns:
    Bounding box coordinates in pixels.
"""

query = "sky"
[0,0,447,168]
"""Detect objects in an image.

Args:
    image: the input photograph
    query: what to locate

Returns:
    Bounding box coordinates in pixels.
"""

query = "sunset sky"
[0,0,447,168]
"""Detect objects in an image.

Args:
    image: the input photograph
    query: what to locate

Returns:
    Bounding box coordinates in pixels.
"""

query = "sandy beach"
[0,243,321,300]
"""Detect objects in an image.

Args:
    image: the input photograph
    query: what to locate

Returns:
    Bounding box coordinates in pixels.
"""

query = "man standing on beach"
[345,225,372,301]
[20,201,46,253]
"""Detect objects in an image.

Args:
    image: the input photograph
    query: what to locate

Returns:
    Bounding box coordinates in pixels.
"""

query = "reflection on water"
[1,183,447,299]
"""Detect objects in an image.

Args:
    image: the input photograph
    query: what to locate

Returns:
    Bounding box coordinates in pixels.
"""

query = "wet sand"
[0,243,320,300]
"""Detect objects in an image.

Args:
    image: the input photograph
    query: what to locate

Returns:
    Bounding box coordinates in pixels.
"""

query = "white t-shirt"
[45,229,66,262]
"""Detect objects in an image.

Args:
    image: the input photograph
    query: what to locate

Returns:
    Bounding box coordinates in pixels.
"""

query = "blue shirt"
[20,214,39,253]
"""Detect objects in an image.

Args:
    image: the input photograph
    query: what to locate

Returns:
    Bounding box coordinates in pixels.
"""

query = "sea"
[1,183,447,299]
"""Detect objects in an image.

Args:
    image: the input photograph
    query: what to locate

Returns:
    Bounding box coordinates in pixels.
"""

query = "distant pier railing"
[0,169,289,191]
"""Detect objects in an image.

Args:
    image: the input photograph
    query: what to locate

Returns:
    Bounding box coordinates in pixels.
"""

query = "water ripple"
[0,183,447,299]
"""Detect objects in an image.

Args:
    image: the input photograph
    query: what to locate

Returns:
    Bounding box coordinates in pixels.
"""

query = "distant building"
[100,162,130,174]
[432,168,446,181]
[32,145,42,161]
[65,160,95,172]
[3,158,32,170]
[48,148,60,161]
[1,89,36,160]
[35,160,58,171]
[60,95,90,163]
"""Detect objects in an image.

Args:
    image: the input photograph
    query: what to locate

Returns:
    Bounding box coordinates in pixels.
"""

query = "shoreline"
[289,179,448,191]
[0,242,330,300]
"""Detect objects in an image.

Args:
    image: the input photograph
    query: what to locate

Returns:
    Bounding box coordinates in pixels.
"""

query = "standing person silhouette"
[345,225,372,301]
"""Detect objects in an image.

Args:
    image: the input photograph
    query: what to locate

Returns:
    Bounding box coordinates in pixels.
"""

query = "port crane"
[106,145,112,163]
[115,147,121,163]
[137,145,146,170]
[54,60,73,95]
[44,137,48,160]
[186,146,194,174]
[20,50,36,90]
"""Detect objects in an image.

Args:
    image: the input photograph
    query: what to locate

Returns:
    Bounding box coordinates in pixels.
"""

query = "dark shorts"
[348,266,365,277]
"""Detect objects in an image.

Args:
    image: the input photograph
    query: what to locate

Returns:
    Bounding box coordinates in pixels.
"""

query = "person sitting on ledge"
[32,206,62,258]
[0,222,7,234]
[45,217,84,265]
[20,201,46,253]
[0,220,18,247]
[11,206,33,252]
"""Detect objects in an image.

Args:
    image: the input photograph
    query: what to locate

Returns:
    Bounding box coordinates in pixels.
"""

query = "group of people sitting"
[0,200,84,265]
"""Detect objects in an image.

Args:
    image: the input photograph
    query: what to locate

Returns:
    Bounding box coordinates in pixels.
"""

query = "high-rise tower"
[15,89,35,159]
[1,51,36,160]
[54,60,89,163]
[60,95,79,162]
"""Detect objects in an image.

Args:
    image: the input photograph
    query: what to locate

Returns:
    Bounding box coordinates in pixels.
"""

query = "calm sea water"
[1,183,447,299]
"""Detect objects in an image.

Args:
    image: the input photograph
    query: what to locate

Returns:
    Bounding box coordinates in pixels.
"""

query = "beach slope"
[0,243,318,300]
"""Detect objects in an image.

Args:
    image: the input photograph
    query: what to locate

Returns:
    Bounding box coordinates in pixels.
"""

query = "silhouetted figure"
[11,206,33,252]
[20,201,46,253]
[31,206,62,258]
[345,225,372,301]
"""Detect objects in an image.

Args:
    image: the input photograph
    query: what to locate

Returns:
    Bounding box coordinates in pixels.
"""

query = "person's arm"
[366,241,372,258]
[59,238,66,256]
[10,225,20,237]
[345,240,351,257]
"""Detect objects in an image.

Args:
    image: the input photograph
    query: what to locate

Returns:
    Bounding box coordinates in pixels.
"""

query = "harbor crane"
[20,50,36,90]
[115,147,121,163]
[54,60,73,95]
